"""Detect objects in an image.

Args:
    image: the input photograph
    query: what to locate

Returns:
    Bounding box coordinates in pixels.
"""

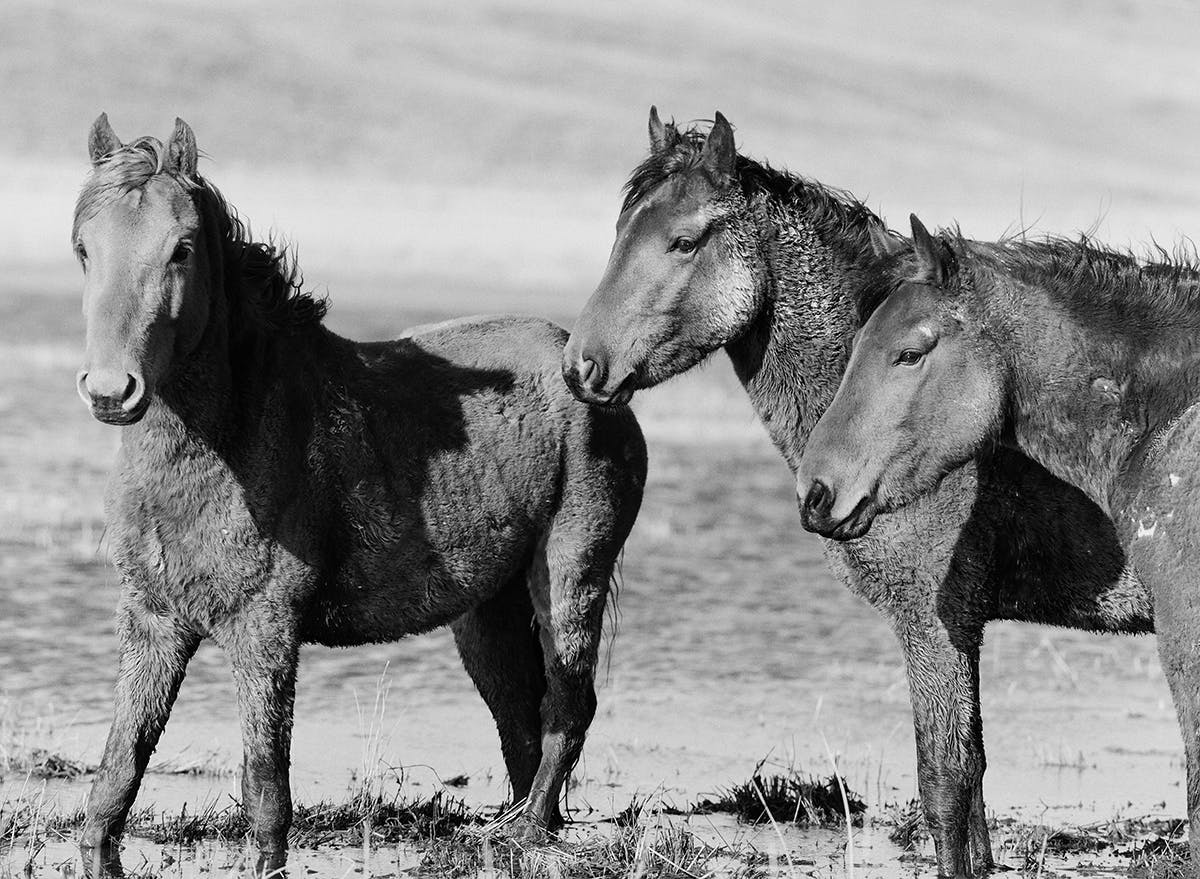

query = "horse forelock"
[621,124,707,211]
[621,120,886,264]
[75,139,328,333]
[72,137,199,241]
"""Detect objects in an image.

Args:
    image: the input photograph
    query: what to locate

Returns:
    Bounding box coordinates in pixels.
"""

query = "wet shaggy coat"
[73,119,646,875]
[841,233,1200,870]
[565,113,1150,879]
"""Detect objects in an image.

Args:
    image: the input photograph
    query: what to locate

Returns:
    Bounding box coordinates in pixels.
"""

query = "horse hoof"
[254,848,288,877]
[498,818,554,845]
[79,841,124,878]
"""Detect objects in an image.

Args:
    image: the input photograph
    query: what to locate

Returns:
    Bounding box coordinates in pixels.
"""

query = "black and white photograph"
[4,1,1200,876]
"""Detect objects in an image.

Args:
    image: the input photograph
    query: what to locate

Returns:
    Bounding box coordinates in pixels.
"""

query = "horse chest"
[106,456,294,624]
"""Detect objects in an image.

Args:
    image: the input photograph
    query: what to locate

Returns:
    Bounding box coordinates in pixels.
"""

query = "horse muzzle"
[797,478,877,541]
[561,348,635,408]
[77,368,150,425]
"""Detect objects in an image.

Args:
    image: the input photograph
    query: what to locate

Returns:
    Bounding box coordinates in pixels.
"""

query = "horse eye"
[672,236,697,254]
[896,349,925,366]
[75,244,88,264]
[170,243,191,264]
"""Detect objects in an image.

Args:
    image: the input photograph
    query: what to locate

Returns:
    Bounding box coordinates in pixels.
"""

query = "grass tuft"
[1130,836,1191,879]
[883,798,928,850]
[12,748,92,781]
[292,788,479,847]
[696,768,866,827]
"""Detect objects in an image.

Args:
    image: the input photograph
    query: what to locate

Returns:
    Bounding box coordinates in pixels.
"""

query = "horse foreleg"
[968,776,995,873]
[214,608,299,875]
[81,607,200,852]
[898,621,989,878]
[1160,645,1200,877]
[521,547,609,836]
[1143,558,1200,876]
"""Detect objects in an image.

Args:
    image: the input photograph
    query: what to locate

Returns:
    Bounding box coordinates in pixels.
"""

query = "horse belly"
[306,450,557,646]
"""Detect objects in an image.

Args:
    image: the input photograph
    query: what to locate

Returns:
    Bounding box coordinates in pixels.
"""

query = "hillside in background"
[5,0,1200,311]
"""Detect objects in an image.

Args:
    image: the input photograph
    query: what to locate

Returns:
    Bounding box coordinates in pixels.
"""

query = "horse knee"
[959,748,986,784]
[542,677,596,743]
[534,578,608,676]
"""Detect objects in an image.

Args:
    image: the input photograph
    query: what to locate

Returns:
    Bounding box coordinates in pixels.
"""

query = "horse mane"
[197,183,329,331]
[73,137,328,332]
[958,233,1200,320]
[621,118,893,260]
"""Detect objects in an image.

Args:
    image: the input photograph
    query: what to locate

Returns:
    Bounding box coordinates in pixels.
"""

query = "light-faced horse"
[73,115,646,874]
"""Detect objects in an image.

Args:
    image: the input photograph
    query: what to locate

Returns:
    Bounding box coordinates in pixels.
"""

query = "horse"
[71,114,647,874]
[797,213,1200,869]
[563,108,1151,878]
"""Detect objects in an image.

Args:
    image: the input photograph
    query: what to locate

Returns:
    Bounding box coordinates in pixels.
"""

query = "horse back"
[306,315,644,642]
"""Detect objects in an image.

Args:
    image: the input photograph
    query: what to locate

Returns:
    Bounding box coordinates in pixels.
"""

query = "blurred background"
[5,0,1200,310]
[2,0,1198,859]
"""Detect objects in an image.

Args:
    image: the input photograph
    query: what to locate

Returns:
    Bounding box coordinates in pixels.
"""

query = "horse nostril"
[120,372,146,411]
[579,356,608,392]
[78,369,146,412]
[76,370,91,407]
[802,479,835,520]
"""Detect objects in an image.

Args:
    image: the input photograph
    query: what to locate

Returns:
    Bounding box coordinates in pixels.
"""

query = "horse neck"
[725,201,875,472]
[997,278,1157,508]
[130,254,286,459]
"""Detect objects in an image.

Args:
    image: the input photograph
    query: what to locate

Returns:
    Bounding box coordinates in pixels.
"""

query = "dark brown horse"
[799,215,1200,869]
[72,115,646,874]
[564,109,1151,878]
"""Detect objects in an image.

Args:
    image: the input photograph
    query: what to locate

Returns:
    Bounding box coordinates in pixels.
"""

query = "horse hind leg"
[451,572,547,810]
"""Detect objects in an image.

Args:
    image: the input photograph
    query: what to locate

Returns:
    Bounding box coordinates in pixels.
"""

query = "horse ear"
[166,117,198,178]
[909,214,955,284]
[88,113,122,164]
[867,218,905,259]
[648,105,668,153]
[701,111,736,186]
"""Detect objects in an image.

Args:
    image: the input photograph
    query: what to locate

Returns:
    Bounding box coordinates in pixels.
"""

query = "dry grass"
[694,760,866,828]
[0,787,753,879]
[1,757,1194,878]
[0,706,234,784]
[1129,836,1192,879]
[0,710,91,781]
[992,812,1191,877]
[882,799,926,851]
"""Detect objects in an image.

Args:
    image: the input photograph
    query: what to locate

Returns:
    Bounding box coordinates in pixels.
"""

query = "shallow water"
[0,290,1186,876]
